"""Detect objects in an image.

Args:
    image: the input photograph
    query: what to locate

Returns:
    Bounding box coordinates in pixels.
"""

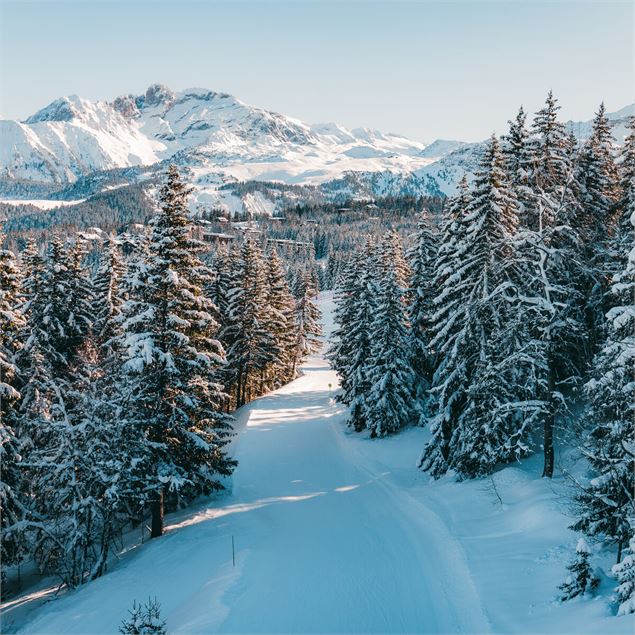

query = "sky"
[0,0,633,142]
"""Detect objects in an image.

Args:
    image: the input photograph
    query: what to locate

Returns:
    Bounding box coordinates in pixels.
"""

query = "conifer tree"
[365,238,415,437]
[502,106,535,229]
[93,235,126,350]
[264,248,297,387]
[117,165,235,537]
[576,103,620,347]
[559,538,599,601]
[332,243,376,431]
[120,598,167,635]
[0,235,28,579]
[529,91,587,478]
[421,137,520,477]
[614,536,635,616]
[406,212,438,400]
[221,239,274,407]
[291,270,322,377]
[573,181,634,562]
[328,254,364,405]
[577,103,620,241]
[418,178,472,475]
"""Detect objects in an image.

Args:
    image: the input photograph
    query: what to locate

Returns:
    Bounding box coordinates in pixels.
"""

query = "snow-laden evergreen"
[573,143,634,561]
[406,212,438,402]
[559,538,599,601]
[614,536,635,616]
[365,235,415,437]
[421,136,524,477]
[116,165,235,537]
[291,270,323,378]
[264,248,298,389]
[120,598,167,635]
[221,238,276,407]
[0,235,27,582]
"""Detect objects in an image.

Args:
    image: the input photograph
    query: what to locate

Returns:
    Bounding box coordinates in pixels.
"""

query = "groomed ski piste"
[3,293,631,634]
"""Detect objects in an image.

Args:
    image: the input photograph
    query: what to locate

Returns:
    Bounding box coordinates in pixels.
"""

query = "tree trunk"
[151,489,164,538]
[542,367,556,478]
[235,367,243,408]
[617,539,624,565]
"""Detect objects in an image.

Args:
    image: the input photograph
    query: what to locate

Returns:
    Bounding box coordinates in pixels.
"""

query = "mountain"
[1,85,632,214]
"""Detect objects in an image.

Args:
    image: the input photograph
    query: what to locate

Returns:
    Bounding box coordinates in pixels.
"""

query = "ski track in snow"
[13,292,490,635]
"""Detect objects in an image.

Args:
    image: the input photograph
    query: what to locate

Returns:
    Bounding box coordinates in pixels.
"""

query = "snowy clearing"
[0,199,86,210]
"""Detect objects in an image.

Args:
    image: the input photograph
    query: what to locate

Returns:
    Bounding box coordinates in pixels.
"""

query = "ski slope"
[15,292,490,634]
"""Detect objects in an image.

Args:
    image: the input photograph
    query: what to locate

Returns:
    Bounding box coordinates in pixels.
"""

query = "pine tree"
[577,103,620,241]
[573,179,635,561]
[331,243,376,432]
[529,91,587,478]
[0,234,28,581]
[120,598,167,635]
[365,237,415,437]
[406,211,438,401]
[291,270,322,377]
[421,137,521,478]
[559,538,599,601]
[221,239,275,407]
[576,103,620,349]
[614,535,635,616]
[264,248,297,387]
[328,254,362,402]
[418,178,472,475]
[117,165,235,538]
[502,106,535,229]
[93,235,126,351]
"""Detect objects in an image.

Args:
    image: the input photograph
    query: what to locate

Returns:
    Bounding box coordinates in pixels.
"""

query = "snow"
[3,293,632,634]
[4,86,632,212]
[0,199,86,210]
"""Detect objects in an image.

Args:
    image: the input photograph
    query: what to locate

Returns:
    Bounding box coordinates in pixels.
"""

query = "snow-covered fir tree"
[328,254,362,402]
[120,598,167,635]
[365,236,415,437]
[421,136,522,478]
[0,235,28,582]
[406,212,438,401]
[291,270,322,377]
[334,242,377,432]
[559,538,599,601]
[418,177,472,476]
[92,235,126,351]
[573,172,635,562]
[502,106,535,229]
[221,238,275,407]
[264,248,297,388]
[614,535,635,616]
[116,165,235,537]
[576,103,620,348]
[527,91,587,478]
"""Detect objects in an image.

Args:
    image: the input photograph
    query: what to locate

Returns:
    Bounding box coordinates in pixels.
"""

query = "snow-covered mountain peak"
[3,86,633,210]
[25,95,86,124]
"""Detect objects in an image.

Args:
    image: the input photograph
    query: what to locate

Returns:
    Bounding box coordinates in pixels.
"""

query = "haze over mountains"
[1,84,632,215]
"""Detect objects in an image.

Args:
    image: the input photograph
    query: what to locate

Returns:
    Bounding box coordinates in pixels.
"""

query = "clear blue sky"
[1,0,632,141]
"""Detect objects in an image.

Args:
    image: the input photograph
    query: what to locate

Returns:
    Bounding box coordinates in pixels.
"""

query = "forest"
[0,93,633,623]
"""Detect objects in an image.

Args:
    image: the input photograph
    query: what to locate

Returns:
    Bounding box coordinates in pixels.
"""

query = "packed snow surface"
[5,294,632,634]
[11,294,488,634]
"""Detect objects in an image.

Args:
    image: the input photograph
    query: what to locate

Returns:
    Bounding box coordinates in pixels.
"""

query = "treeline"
[1,183,157,251]
[198,194,444,287]
[0,166,322,592]
[329,94,634,612]
[212,240,322,409]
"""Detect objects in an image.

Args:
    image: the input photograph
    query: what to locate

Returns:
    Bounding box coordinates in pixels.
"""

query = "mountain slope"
[1,86,632,212]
